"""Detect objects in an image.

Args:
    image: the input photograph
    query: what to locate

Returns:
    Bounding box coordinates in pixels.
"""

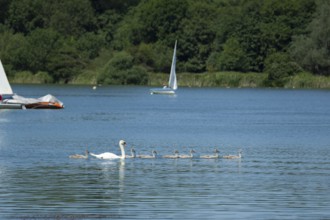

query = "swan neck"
[120,144,125,159]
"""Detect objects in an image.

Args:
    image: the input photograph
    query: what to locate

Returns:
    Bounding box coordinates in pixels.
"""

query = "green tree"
[98,51,148,85]
[0,0,324,85]
[178,1,218,72]
[76,33,105,59]
[7,0,44,34]
[218,38,249,72]
[134,0,188,43]
[4,32,29,72]
[91,0,141,14]
[47,0,96,37]
[290,0,330,75]
[214,0,315,72]
[0,0,11,24]
[96,9,122,45]
[24,28,62,73]
[264,52,302,87]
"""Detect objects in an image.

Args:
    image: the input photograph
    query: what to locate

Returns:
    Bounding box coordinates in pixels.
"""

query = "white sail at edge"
[0,59,13,95]
[168,40,177,90]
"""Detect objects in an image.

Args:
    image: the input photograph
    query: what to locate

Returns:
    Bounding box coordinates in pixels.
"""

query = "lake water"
[0,85,329,219]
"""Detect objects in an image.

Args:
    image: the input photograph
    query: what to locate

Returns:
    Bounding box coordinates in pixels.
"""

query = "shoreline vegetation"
[1,1,330,89]
[9,71,330,89]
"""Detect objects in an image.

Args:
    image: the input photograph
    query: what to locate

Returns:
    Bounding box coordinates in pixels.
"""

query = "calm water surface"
[0,85,330,219]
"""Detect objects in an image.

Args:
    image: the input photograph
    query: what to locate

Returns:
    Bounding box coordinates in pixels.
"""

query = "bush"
[70,70,97,85]
[206,52,221,72]
[218,38,249,72]
[10,71,53,83]
[126,66,148,85]
[264,52,302,87]
[184,57,205,73]
[98,51,133,84]
[288,72,330,88]
[34,71,54,83]
[98,51,148,85]
[11,71,34,83]
[109,51,133,70]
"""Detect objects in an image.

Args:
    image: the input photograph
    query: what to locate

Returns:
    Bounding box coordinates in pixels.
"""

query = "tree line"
[0,0,329,87]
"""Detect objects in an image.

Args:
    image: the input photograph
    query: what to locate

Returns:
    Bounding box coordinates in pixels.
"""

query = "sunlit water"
[0,85,329,219]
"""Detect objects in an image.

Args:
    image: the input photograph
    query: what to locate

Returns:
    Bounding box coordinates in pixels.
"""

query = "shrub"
[264,52,303,87]
[11,71,34,83]
[109,51,133,70]
[126,66,148,85]
[34,71,54,83]
[98,51,148,85]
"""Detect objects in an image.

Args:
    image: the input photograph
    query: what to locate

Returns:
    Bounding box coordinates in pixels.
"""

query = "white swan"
[223,149,242,159]
[137,150,157,159]
[200,149,220,159]
[179,149,196,159]
[90,140,127,160]
[69,150,89,159]
[163,150,180,159]
[126,148,136,158]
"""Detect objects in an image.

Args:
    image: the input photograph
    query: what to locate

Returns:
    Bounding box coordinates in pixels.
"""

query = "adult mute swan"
[90,140,127,160]
[126,148,136,158]
[179,149,196,159]
[223,149,242,159]
[137,150,157,159]
[200,149,220,159]
[163,150,180,159]
[69,150,89,159]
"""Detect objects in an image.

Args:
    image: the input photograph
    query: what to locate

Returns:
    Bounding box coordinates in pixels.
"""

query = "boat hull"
[0,103,24,109]
[150,88,176,95]
[24,102,64,109]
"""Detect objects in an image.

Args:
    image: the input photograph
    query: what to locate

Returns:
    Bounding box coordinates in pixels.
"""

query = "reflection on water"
[1,153,330,219]
[0,86,330,219]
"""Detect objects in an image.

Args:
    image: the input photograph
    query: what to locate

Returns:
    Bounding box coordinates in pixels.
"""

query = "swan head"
[152,150,157,155]
[214,149,220,153]
[119,140,126,146]
[190,149,196,153]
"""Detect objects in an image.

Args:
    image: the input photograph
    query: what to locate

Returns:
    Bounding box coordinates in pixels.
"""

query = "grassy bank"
[10,70,330,89]
[149,72,330,89]
[286,72,330,89]
[148,72,267,88]
[9,71,54,84]
[149,71,330,89]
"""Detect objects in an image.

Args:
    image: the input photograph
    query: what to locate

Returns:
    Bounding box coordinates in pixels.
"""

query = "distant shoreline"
[10,71,330,89]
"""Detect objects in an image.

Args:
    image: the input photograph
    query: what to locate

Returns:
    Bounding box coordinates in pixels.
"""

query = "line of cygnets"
[69,140,242,160]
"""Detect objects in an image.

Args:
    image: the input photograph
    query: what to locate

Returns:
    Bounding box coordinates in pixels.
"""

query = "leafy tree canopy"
[1,0,328,86]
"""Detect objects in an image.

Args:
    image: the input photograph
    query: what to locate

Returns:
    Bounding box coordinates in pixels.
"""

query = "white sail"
[168,40,177,90]
[150,40,178,95]
[0,59,13,95]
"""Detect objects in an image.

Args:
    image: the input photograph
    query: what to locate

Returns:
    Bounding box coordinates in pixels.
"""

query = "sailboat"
[150,40,178,95]
[0,59,64,109]
[0,60,23,109]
